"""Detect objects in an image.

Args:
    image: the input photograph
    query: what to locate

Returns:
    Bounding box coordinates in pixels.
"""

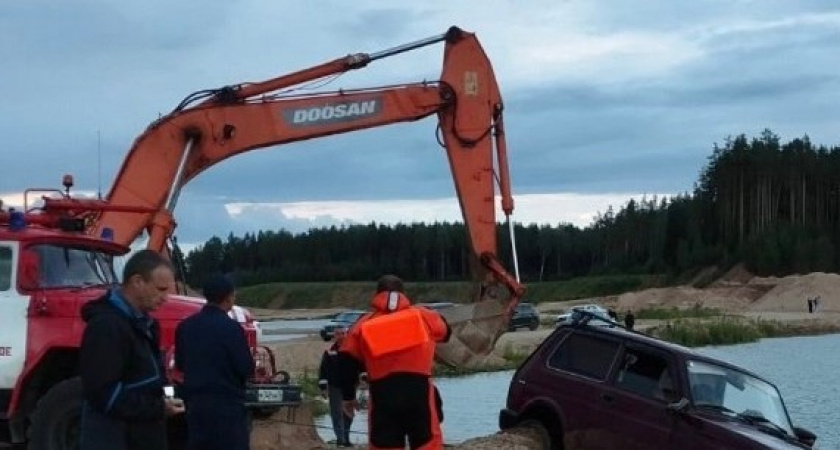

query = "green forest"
[179,130,840,289]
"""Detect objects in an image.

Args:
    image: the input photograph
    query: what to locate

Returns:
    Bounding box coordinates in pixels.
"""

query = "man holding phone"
[78,250,185,450]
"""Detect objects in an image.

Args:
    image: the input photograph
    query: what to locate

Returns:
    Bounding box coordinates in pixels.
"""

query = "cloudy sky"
[2,1,838,248]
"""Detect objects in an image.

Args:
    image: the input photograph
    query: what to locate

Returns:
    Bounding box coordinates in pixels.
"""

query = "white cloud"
[0,190,99,211]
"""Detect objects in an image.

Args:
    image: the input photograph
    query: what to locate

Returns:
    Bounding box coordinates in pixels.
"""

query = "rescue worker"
[174,273,255,450]
[337,274,451,450]
[318,327,355,447]
[78,249,185,450]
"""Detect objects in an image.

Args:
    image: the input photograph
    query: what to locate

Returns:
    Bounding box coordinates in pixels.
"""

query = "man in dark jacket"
[318,327,354,447]
[78,249,185,450]
[175,274,255,450]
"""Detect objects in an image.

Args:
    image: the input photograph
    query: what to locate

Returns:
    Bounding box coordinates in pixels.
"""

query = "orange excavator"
[42,26,526,367]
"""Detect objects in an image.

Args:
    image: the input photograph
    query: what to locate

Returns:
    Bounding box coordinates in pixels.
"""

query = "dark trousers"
[79,402,167,450]
[185,397,250,450]
[329,385,354,444]
[368,374,442,450]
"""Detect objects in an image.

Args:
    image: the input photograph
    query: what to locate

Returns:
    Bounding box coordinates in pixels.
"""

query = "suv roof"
[552,311,759,375]
[559,323,761,376]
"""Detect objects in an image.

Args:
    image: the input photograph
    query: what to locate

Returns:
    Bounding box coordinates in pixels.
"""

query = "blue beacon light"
[100,227,115,241]
[9,210,26,231]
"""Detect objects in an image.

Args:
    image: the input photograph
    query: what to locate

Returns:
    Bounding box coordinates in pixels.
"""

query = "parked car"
[555,303,610,326]
[499,312,818,449]
[508,302,540,331]
[320,310,366,341]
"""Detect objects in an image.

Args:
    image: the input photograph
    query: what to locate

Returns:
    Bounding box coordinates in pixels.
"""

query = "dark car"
[508,302,540,332]
[499,311,817,449]
[320,310,366,341]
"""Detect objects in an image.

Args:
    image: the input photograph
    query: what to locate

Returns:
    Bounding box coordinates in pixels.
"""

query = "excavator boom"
[52,26,524,367]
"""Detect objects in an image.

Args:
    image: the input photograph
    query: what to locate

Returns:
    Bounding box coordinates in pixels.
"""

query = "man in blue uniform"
[175,274,255,450]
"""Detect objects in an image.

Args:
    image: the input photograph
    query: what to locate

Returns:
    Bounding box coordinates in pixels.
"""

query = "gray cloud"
[2,1,839,244]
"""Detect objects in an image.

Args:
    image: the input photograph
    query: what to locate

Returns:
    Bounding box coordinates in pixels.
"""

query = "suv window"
[548,333,619,380]
[516,303,535,313]
[615,347,677,402]
[0,246,11,291]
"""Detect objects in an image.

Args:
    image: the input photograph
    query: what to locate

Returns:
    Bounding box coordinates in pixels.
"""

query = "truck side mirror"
[18,250,40,290]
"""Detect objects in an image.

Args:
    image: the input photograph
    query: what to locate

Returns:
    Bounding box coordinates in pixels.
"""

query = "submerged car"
[320,310,366,341]
[499,311,817,449]
[555,303,611,326]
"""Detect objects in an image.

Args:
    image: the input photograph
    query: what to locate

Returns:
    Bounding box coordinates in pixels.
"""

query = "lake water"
[257,319,330,342]
[699,334,840,450]
[314,333,840,448]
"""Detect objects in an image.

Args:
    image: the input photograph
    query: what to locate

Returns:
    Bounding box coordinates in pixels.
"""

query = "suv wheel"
[529,322,539,331]
[520,419,555,449]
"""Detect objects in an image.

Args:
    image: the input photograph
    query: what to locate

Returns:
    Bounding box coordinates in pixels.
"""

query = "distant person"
[807,297,814,313]
[337,274,451,450]
[175,274,255,450]
[319,327,354,447]
[624,309,635,330]
[607,308,618,321]
[78,249,184,450]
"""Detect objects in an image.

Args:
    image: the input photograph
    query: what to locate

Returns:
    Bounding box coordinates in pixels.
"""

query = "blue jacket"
[174,305,254,403]
[78,290,166,450]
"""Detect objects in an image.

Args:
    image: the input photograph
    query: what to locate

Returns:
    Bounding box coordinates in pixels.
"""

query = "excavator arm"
[54,26,525,367]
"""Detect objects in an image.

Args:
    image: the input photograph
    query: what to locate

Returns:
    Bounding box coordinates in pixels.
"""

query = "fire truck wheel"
[27,377,83,450]
[276,370,291,385]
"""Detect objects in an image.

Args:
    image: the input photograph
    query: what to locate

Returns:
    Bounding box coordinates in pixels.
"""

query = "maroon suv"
[499,314,817,450]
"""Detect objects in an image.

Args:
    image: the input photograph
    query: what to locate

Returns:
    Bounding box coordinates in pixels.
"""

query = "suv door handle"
[601,393,614,403]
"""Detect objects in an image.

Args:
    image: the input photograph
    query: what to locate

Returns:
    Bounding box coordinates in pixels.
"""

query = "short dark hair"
[122,249,173,283]
[376,274,404,293]
[202,273,235,304]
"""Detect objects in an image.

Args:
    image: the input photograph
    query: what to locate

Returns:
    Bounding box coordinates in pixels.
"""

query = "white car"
[555,304,611,326]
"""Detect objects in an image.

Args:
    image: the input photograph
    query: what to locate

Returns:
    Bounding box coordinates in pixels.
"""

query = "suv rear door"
[540,330,621,449]
[595,342,681,449]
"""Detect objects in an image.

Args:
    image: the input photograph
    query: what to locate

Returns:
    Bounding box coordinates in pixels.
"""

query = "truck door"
[0,242,27,391]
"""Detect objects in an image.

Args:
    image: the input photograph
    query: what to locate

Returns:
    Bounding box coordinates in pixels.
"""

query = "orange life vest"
[360,307,431,358]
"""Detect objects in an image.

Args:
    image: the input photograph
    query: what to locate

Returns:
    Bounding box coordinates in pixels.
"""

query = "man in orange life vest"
[336,275,451,450]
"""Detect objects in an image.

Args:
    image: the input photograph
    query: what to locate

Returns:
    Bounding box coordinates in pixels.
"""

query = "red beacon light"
[62,174,74,195]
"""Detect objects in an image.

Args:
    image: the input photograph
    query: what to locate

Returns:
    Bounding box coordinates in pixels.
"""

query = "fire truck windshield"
[32,244,118,289]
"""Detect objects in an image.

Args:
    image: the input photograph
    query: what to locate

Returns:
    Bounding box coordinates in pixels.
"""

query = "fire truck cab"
[0,203,295,449]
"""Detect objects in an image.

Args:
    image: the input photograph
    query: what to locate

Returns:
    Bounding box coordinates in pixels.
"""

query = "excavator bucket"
[434,283,515,368]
